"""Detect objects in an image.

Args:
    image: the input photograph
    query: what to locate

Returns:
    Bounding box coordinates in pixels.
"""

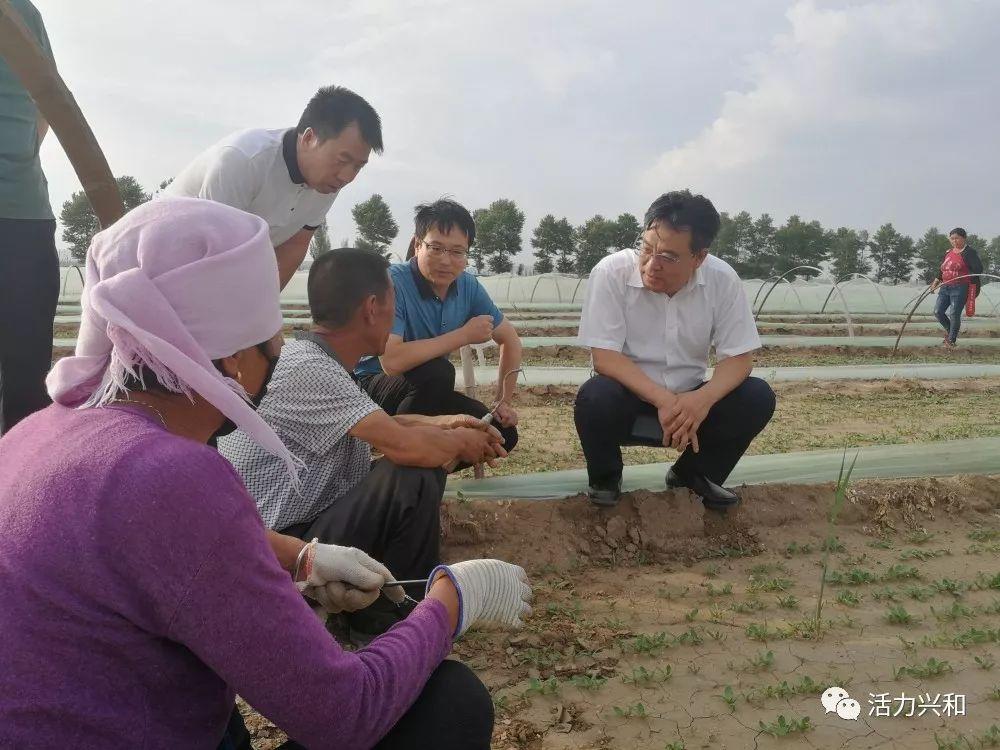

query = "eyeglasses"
[635,245,684,265]
[421,240,468,260]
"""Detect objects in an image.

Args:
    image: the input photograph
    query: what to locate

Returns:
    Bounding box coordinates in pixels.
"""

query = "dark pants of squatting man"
[574,374,776,488]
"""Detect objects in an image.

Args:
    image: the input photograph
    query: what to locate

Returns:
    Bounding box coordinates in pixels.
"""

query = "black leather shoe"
[588,479,622,507]
[666,468,739,510]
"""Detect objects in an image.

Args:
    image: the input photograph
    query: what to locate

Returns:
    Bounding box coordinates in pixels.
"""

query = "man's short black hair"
[406,199,476,259]
[308,247,390,328]
[949,227,967,238]
[297,85,383,154]
[643,190,721,253]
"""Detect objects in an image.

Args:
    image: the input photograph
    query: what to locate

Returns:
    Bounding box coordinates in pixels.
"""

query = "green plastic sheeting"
[446,437,1000,500]
[468,363,1000,386]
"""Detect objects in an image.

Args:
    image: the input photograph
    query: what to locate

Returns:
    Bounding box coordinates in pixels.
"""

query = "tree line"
[59,177,1000,284]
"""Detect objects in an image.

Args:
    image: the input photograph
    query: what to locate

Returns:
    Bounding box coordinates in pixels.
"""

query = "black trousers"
[0,219,59,435]
[279,459,446,581]
[221,659,494,750]
[359,357,519,454]
[574,375,776,487]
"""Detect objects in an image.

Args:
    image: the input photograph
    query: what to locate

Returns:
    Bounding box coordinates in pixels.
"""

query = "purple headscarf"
[46,197,298,479]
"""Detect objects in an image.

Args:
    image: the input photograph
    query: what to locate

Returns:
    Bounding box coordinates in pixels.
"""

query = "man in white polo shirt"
[165,85,381,288]
[575,190,776,509]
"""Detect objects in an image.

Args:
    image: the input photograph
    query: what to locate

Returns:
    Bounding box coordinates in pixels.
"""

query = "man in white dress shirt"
[575,190,776,508]
[165,85,381,289]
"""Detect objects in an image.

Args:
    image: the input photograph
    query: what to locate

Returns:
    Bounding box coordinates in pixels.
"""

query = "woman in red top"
[930,227,980,347]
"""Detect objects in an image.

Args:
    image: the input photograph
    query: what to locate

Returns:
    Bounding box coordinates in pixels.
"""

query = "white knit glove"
[295,541,404,613]
[426,559,533,638]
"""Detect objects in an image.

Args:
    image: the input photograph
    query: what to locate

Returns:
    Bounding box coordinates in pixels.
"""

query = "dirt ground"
[442,475,1000,749]
[245,476,1000,749]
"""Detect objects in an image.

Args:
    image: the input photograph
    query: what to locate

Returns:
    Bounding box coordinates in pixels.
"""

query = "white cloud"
[640,0,1000,235]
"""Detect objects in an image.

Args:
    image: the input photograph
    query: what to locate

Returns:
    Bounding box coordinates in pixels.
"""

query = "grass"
[612,702,648,719]
[836,590,861,607]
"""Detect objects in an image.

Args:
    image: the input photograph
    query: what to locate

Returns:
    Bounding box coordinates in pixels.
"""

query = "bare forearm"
[702,353,754,405]
[592,348,673,407]
[276,239,310,290]
[374,425,461,467]
[267,530,307,572]
[382,333,467,375]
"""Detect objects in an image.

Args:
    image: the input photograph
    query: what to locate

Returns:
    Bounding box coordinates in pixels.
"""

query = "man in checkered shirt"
[220,248,505,633]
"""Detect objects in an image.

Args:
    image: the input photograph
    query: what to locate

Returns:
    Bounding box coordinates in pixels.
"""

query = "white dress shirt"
[578,249,761,393]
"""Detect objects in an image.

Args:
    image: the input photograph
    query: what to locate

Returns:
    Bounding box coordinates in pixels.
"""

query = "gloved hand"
[295,540,404,613]
[426,559,532,638]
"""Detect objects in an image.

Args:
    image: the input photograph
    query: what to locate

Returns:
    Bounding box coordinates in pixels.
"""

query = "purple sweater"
[0,405,452,749]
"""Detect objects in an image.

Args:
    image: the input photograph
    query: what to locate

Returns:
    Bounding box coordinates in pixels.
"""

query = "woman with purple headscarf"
[0,198,532,750]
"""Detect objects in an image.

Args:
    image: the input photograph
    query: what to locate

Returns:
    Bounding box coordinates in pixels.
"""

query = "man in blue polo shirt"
[356,199,522,455]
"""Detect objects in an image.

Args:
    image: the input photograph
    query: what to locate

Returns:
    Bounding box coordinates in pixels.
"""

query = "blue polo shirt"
[356,259,504,376]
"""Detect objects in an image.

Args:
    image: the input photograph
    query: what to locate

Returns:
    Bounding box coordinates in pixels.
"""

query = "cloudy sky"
[33,0,1000,263]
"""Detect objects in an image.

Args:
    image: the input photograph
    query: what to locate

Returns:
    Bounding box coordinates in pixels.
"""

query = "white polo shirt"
[164,128,337,247]
[578,249,761,393]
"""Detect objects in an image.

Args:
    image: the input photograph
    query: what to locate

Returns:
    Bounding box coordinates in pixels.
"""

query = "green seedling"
[978,725,1000,747]
[906,530,936,545]
[731,599,768,614]
[523,676,560,696]
[905,585,933,601]
[745,676,824,704]
[570,674,607,690]
[837,589,861,607]
[749,577,794,593]
[746,623,790,642]
[886,605,915,626]
[784,541,814,556]
[704,563,721,578]
[893,658,953,680]
[969,527,1000,542]
[717,685,737,712]
[900,548,950,561]
[933,733,969,750]
[749,562,786,576]
[777,595,800,610]
[492,693,509,711]
[932,602,974,621]
[747,650,776,671]
[975,655,996,671]
[869,539,894,550]
[821,536,846,553]
[684,608,699,622]
[613,702,647,719]
[665,742,687,750]
[676,627,704,646]
[706,628,726,642]
[836,590,861,607]
[622,665,672,685]
[706,582,733,597]
[872,587,901,602]
[625,631,671,655]
[882,564,921,582]
[932,578,965,597]
[758,715,813,737]
[968,542,1000,555]
[990,686,1000,701]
